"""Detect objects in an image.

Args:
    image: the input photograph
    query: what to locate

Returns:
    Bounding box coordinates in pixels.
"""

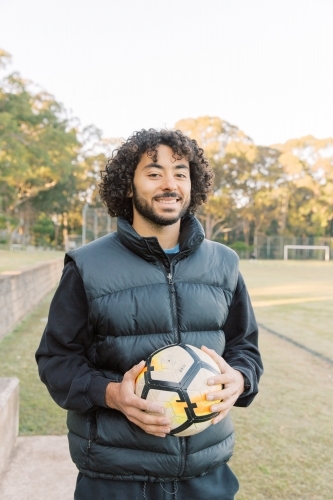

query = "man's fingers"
[146,402,165,415]
[206,387,231,402]
[209,398,232,413]
[126,360,146,380]
[201,345,227,374]
[128,411,171,436]
[212,409,230,424]
[119,361,173,436]
[123,396,170,425]
[123,389,166,415]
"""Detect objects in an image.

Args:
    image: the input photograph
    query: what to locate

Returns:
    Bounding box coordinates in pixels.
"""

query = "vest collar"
[117,215,205,263]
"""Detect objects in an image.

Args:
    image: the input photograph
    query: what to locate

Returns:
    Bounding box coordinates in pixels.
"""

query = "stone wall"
[0,260,63,340]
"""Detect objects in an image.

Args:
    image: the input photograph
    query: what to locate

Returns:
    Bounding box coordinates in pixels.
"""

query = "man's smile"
[154,197,181,204]
[153,193,182,205]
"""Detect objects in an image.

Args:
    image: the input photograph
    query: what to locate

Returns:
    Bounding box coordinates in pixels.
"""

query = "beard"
[132,187,190,227]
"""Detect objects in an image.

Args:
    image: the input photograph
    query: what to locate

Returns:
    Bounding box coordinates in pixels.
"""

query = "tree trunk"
[243,223,250,259]
[62,212,69,252]
[279,191,290,234]
[205,213,213,240]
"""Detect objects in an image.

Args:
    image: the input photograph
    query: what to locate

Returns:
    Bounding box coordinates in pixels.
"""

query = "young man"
[36,128,263,500]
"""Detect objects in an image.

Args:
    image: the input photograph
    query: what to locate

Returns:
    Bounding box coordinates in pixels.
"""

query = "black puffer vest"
[66,216,239,482]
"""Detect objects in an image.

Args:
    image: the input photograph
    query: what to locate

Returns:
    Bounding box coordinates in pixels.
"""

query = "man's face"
[130,144,191,227]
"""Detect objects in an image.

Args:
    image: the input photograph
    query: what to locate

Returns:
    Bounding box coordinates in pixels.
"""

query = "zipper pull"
[167,272,173,284]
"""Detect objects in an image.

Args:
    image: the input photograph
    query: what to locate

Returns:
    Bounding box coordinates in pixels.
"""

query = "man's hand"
[201,345,245,424]
[105,360,171,437]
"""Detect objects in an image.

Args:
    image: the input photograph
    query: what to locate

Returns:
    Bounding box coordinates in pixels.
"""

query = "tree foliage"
[1,50,332,249]
[0,51,113,247]
[176,117,333,244]
[0,74,80,212]
[273,136,333,236]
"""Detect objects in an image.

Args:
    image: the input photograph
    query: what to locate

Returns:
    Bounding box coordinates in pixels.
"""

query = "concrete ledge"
[0,259,63,340]
[0,378,19,478]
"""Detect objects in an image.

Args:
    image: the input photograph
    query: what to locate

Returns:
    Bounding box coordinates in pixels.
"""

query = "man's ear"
[127,184,133,198]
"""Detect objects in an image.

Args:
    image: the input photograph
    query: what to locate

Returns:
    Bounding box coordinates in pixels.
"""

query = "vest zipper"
[166,269,179,344]
[178,437,186,476]
[166,266,186,477]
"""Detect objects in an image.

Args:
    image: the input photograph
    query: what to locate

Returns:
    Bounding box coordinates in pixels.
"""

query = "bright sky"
[1,0,333,146]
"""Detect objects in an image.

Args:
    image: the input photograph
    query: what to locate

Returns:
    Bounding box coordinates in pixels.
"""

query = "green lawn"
[232,260,333,499]
[0,260,332,498]
[0,289,67,435]
[240,260,333,360]
[231,328,332,500]
[0,249,64,273]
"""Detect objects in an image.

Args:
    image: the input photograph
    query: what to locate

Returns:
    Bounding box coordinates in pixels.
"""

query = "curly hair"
[99,128,214,222]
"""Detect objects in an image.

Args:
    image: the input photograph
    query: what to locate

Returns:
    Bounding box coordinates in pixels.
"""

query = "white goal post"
[284,245,330,261]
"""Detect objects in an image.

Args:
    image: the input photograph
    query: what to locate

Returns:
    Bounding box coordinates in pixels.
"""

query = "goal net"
[283,245,330,261]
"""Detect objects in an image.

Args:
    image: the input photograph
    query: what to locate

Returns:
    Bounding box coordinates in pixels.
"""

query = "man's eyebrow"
[143,162,189,170]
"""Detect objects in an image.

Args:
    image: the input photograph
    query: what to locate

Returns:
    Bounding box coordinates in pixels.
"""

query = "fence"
[67,206,117,249]
[70,206,333,260]
[255,235,333,260]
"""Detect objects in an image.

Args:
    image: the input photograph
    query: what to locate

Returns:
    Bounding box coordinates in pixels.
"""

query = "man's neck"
[132,217,180,249]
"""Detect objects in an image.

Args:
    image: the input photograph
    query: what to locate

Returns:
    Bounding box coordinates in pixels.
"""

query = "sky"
[1,0,333,146]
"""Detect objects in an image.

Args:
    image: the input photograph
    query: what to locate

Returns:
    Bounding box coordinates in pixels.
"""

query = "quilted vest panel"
[66,220,239,481]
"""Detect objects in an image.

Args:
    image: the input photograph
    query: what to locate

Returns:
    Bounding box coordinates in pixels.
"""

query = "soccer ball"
[135,343,222,437]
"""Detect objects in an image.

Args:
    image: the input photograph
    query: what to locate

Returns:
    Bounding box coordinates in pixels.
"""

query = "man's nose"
[161,175,177,191]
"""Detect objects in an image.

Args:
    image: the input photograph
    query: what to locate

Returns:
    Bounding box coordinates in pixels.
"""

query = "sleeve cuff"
[87,376,113,408]
[229,365,257,400]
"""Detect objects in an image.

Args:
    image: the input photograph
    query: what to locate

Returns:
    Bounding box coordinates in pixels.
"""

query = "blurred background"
[0,0,332,257]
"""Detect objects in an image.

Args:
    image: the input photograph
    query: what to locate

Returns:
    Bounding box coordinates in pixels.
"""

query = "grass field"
[0,249,64,273]
[240,260,333,360]
[232,260,333,499]
[0,290,67,435]
[0,259,332,498]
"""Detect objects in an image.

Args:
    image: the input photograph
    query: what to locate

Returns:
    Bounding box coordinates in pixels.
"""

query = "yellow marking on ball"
[189,393,220,416]
[171,398,188,418]
[136,366,147,383]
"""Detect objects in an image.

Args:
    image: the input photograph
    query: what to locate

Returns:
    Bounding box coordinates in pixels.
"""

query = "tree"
[273,136,333,236]
[176,117,282,245]
[30,126,119,247]
[0,49,118,247]
[0,73,80,212]
[222,143,282,244]
[175,116,253,239]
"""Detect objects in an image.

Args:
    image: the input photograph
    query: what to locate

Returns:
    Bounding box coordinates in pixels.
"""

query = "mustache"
[153,192,181,199]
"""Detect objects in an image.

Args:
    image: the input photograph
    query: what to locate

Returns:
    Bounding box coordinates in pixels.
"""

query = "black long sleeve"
[223,273,263,406]
[36,261,111,412]
[36,262,263,413]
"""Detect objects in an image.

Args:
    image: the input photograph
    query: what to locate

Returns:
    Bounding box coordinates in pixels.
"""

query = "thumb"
[127,360,146,380]
[128,362,165,415]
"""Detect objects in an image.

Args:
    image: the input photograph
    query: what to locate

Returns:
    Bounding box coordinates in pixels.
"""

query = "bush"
[228,241,253,258]
[31,214,55,246]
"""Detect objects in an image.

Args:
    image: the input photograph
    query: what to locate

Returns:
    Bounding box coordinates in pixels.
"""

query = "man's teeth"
[156,199,179,203]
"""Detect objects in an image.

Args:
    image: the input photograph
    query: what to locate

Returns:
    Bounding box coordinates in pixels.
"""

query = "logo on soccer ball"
[135,344,222,437]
